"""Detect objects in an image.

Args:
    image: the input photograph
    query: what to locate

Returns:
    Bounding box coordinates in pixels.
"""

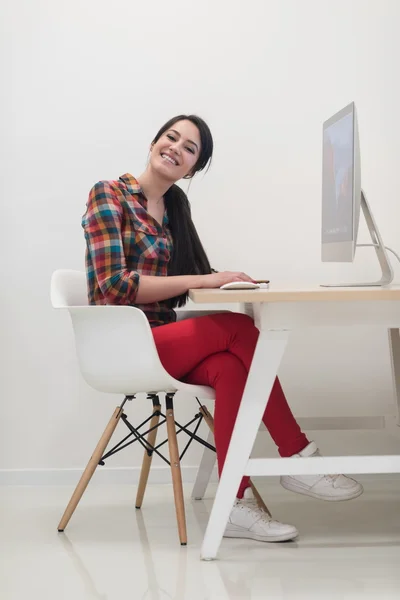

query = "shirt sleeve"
[82,180,140,304]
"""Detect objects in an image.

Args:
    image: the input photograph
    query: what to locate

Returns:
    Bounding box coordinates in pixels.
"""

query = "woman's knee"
[215,312,258,350]
[193,351,248,388]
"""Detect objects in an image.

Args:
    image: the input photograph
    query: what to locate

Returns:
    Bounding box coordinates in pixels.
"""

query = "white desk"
[188,285,400,560]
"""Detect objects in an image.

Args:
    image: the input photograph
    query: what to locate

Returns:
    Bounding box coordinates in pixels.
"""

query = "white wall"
[1,0,400,476]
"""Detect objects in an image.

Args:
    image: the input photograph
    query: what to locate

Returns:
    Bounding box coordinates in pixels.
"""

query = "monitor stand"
[321,189,394,287]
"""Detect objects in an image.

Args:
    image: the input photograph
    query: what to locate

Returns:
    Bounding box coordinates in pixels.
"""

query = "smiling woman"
[81,113,363,547]
[82,114,222,322]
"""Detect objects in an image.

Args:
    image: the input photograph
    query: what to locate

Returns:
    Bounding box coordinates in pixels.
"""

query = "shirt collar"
[119,173,146,205]
[119,173,169,226]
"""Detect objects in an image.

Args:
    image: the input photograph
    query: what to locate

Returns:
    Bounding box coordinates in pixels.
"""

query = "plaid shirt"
[82,173,176,328]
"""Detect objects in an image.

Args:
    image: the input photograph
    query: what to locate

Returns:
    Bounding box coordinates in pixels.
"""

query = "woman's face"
[150,119,201,182]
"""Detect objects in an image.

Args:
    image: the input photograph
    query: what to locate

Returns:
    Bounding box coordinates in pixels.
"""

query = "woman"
[82,114,363,543]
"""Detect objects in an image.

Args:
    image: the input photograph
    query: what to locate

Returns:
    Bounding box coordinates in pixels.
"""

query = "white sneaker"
[224,488,298,543]
[280,441,364,501]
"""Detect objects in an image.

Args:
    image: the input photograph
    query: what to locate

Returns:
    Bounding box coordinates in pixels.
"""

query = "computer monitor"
[321,102,394,286]
[321,102,361,262]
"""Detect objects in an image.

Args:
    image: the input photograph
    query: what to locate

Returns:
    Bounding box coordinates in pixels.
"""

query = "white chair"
[51,269,218,545]
[51,269,271,544]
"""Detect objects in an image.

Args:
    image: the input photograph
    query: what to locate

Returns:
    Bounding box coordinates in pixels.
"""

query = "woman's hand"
[199,271,255,289]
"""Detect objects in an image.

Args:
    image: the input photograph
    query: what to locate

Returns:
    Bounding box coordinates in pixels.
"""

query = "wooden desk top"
[189,285,400,304]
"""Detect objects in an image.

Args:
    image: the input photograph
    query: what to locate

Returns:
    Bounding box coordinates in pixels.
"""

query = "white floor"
[1,476,400,600]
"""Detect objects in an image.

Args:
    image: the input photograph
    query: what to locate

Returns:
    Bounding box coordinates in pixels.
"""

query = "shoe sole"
[223,529,298,543]
[281,478,364,502]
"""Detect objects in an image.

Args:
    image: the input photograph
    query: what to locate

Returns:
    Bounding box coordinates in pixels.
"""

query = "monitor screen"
[322,110,354,243]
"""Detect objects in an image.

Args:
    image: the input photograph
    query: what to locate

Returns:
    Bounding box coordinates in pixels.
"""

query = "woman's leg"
[183,352,251,497]
[154,312,363,504]
[262,378,309,458]
[153,312,308,496]
[183,353,299,542]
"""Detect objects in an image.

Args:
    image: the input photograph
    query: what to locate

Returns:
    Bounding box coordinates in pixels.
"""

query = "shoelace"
[324,474,341,484]
[239,499,273,522]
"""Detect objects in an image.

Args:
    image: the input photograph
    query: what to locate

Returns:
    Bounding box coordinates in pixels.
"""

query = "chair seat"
[171,381,215,401]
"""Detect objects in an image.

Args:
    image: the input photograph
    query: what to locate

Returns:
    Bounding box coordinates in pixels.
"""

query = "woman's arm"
[135,273,202,304]
[83,181,142,304]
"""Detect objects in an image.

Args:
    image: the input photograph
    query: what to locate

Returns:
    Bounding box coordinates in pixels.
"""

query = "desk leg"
[200,329,289,561]
[388,329,400,426]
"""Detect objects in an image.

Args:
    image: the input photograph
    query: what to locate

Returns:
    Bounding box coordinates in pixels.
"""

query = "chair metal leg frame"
[100,399,215,468]
[99,399,167,464]
[197,403,272,517]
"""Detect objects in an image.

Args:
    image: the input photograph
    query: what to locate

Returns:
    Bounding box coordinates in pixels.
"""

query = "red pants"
[152,312,308,498]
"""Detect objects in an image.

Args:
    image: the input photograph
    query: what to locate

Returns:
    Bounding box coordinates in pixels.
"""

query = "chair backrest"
[51,269,88,308]
[50,269,178,395]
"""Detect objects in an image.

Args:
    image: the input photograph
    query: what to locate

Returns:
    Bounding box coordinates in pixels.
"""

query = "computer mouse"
[220,281,270,290]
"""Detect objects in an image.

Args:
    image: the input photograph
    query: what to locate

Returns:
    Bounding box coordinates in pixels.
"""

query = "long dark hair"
[152,115,214,308]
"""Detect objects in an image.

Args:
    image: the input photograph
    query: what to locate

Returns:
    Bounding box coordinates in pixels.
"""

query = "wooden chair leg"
[57,406,123,532]
[135,403,161,509]
[199,405,272,517]
[166,398,187,545]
